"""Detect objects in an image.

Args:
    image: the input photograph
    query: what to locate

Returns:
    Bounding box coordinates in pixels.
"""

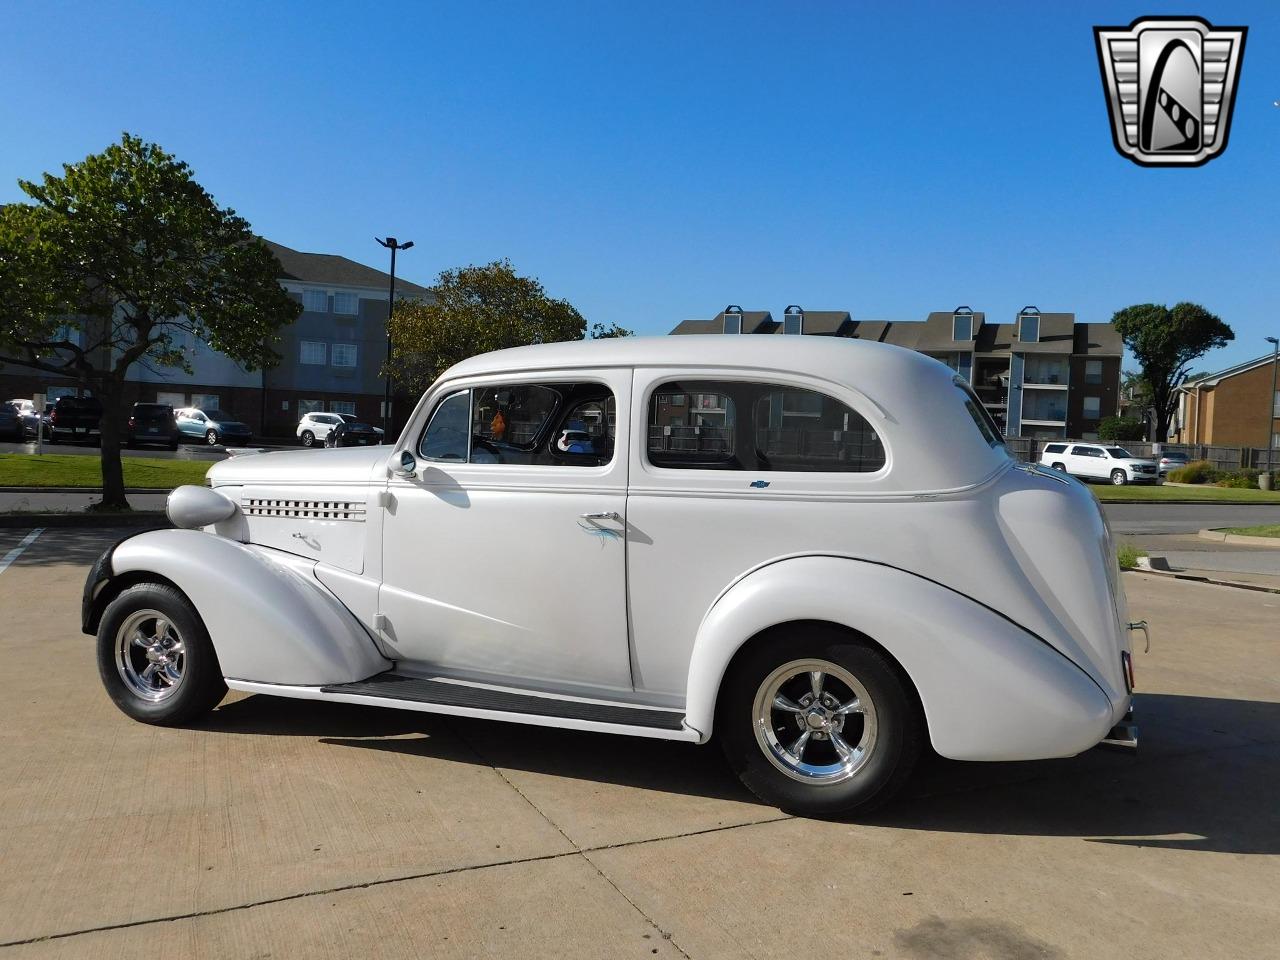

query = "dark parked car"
[324,420,380,447]
[48,395,104,443]
[126,403,180,450]
[0,403,22,442]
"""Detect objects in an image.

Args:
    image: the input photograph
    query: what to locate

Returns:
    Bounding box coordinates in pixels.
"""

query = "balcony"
[1022,357,1069,387]
[1021,393,1067,424]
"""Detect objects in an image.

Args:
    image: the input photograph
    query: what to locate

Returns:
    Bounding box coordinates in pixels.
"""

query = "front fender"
[100,529,388,685]
[684,556,1117,761]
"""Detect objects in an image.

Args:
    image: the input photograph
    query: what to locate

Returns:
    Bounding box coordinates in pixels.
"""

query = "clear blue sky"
[2,1,1277,372]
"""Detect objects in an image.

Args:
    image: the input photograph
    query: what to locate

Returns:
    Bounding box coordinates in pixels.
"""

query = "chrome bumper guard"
[1100,705,1138,753]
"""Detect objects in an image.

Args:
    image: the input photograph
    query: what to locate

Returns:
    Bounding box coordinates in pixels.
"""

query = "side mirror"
[393,450,417,478]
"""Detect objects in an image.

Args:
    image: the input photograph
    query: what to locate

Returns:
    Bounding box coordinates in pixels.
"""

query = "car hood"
[208,445,390,486]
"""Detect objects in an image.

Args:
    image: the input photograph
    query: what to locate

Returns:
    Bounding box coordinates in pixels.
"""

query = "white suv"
[297,412,382,447]
[1040,442,1160,485]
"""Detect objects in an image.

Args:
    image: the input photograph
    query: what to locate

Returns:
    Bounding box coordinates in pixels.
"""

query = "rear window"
[134,404,170,414]
[954,378,1005,449]
[1043,443,1067,454]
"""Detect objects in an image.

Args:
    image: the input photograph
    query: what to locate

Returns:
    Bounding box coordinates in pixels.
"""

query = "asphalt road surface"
[0,526,1276,958]
[1102,502,1280,535]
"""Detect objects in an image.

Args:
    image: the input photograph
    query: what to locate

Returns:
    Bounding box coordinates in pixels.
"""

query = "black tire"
[205,429,220,446]
[300,430,315,447]
[96,582,226,725]
[717,625,923,817]
[1110,469,1127,485]
[1051,462,1066,471]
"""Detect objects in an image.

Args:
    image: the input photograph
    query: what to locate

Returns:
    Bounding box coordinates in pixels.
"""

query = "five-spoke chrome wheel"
[114,609,186,702]
[752,658,878,784]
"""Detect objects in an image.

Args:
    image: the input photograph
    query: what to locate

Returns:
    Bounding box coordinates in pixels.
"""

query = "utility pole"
[375,237,414,440]
[1266,336,1279,482]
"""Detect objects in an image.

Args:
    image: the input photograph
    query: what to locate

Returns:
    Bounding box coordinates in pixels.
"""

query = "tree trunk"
[95,384,129,511]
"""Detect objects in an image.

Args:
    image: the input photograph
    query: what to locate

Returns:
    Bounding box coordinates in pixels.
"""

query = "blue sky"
[2,1,1277,371]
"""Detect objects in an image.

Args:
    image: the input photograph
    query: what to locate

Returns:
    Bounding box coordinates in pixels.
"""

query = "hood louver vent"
[242,497,367,522]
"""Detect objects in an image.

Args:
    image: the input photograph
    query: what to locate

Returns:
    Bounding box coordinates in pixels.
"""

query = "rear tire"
[96,582,226,725]
[1051,462,1066,471]
[301,430,315,447]
[1111,469,1127,485]
[718,625,922,817]
[205,429,220,446]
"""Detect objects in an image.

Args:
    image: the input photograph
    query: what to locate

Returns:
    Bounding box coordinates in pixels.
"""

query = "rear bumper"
[1100,705,1138,752]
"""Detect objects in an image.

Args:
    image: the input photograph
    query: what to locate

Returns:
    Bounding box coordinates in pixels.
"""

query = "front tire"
[718,626,922,817]
[1111,469,1128,485]
[205,429,220,446]
[96,582,226,725]
[300,430,315,447]
[1051,462,1066,471]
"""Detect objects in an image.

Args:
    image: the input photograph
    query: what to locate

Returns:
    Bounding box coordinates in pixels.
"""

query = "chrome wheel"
[752,658,878,784]
[114,609,186,702]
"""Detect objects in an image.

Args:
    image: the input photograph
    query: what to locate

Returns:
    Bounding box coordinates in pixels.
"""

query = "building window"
[156,391,185,407]
[332,291,359,315]
[300,340,327,365]
[1274,390,1280,417]
[1083,396,1101,419]
[952,313,972,342]
[298,399,324,416]
[331,343,358,367]
[1018,313,1040,343]
[302,289,328,313]
[1273,432,1280,449]
[1085,359,1103,385]
[330,401,356,416]
[192,394,220,410]
[723,314,742,335]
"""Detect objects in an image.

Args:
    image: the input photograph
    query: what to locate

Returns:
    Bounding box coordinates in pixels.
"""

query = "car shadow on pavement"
[205,692,1279,853]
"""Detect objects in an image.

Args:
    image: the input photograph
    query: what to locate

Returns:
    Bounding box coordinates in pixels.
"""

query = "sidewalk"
[1118,531,1280,592]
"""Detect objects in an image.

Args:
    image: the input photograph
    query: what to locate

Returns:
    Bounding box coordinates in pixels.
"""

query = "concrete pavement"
[0,528,1277,958]
[1102,502,1280,535]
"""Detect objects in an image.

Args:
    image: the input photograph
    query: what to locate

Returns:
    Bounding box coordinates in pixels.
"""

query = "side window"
[646,380,885,473]
[648,383,740,469]
[753,386,885,472]
[420,390,470,461]
[419,382,616,466]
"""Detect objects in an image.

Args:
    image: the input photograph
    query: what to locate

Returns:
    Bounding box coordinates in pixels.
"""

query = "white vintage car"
[85,336,1142,815]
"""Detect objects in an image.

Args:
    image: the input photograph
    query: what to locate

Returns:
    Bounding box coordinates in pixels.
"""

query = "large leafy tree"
[0,134,299,509]
[387,259,630,395]
[1110,302,1232,441]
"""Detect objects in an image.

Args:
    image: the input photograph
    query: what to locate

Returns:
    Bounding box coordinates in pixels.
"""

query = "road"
[0,439,267,461]
[1,526,1276,958]
[1102,502,1280,534]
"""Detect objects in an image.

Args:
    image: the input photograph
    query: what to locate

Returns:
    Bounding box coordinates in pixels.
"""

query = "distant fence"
[1006,438,1273,472]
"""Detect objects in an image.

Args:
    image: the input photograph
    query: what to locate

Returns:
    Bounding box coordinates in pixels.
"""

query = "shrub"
[1168,460,1215,484]
[1116,544,1147,571]
[1099,416,1145,442]
[1215,468,1261,489]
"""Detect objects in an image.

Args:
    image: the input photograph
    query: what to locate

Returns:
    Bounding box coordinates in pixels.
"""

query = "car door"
[378,369,634,695]
[1069,445,1100,478]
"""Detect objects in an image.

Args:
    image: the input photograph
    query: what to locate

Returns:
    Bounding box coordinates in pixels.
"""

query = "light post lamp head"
[1267,336,1279,347]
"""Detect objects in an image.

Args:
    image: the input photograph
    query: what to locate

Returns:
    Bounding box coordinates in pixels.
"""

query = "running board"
[226,674,699,742]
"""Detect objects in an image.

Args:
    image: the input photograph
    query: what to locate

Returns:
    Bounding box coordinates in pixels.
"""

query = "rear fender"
[100,529,388,685]
[684,556,1116,761]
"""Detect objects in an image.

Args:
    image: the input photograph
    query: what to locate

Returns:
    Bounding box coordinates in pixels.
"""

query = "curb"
[0,486,174,494]
[0,512,169,529]
[1132,556,1280,595]
[1197,528,1280,548]
[1097,497,1280,505]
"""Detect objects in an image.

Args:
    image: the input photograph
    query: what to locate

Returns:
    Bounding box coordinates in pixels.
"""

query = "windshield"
[1106,447,1133,458]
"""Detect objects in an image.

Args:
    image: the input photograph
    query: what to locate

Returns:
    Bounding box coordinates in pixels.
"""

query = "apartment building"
[1173,353,1280,449]
[0,240,431,436]
[670,306,1124,440]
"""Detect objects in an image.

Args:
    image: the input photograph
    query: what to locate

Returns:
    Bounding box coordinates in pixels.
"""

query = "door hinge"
[376,490,393,508]
[372,613,389,632]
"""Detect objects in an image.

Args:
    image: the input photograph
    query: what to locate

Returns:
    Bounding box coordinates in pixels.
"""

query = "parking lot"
[1,527,1276,959]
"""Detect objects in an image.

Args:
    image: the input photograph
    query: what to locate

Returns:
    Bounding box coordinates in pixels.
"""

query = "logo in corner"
[1094,16,1246,167]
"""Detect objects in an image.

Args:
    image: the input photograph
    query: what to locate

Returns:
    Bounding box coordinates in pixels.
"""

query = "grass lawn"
[0,453,211,489]
[1220,524,1280,538]
[1093,483,1280,503]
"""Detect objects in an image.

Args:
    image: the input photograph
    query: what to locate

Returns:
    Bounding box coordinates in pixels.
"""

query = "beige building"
[1174,354,1280,449]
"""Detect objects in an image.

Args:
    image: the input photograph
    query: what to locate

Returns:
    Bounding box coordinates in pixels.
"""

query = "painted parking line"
[0,528,44,575]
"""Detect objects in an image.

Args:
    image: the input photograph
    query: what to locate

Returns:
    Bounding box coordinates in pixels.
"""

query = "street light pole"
[375,237,414,440]
[1266,336,1279,481]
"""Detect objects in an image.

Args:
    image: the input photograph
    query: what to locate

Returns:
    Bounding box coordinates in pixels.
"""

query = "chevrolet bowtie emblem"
[1094,16,1247,167]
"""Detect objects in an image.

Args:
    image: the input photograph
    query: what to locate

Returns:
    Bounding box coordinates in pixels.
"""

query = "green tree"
[387,260,623,395]
[0,134,298,509]
[1110,302,1233,441]
[1098,415,1145,442]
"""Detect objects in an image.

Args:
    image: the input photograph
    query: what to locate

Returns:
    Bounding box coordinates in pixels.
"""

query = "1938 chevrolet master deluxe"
[85,336,1142,815]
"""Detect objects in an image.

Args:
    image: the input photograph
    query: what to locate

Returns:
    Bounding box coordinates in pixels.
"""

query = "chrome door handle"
[580,511,621,523]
